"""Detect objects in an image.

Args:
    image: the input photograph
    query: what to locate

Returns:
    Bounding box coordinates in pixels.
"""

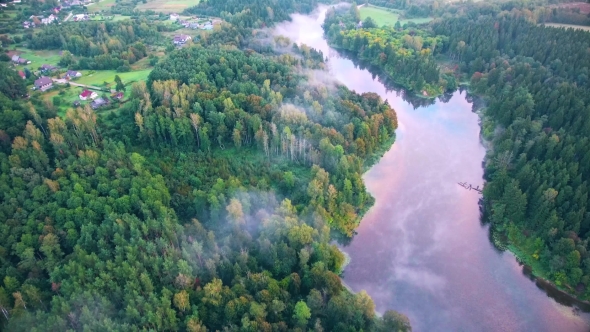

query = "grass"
[90,14,132,21]
[11,48,62,67]
[359,5,432,27]
[41,84,130,117]
[543,23,590,31]
[134,0,199,13]
[40,86,93,117]
[75,69,152,88]
[87,0,117,13]
[161,27,196,38]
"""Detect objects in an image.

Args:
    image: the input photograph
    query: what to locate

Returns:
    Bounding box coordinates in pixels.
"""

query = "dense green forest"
[0,8,410,329]
[184,0,333,28]
[323,5,455,96]
[3,0,590,328]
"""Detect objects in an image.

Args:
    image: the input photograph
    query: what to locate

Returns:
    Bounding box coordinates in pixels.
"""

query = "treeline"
[323,6,454,96]
[434,15,590,298]
[183,0,334,28]
[366,0,435,18]
[0,38,410,330]
[26,20,162,70]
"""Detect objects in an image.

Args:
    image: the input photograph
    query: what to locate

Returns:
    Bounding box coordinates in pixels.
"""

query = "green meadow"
[359,5,432,27]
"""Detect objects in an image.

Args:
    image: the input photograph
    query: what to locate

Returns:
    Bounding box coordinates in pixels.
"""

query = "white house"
[173,34,191,45]
[41,14,57,25]
[66,70,82,78]
[170,13,179,21]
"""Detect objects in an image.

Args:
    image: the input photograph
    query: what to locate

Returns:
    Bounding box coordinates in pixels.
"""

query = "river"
[274,6,590,332]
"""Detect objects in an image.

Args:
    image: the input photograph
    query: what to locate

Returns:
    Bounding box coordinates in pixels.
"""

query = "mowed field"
[76,69,152,87]
[10,48,62,67]
[543,23,590,31]
[135,0,199,13]
[87,0,117,13]
[359,6,432,27]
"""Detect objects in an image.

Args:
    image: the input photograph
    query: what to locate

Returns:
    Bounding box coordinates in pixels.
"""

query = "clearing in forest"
[87,0,117,13]
[359,5,432,27]
[75,69,152,87]
[135,0,199,13]
[11,48,62,67]
[543,23,590,31]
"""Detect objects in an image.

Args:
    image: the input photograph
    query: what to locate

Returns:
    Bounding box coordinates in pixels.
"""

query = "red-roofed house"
[18,71,26,79]
[79,89,98,100]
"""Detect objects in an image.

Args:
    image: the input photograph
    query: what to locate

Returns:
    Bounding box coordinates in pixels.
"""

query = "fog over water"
[274,6,590,332]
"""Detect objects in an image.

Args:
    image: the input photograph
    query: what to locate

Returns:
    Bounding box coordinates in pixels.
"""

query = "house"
[34,76,53,91]
[189,22,199,29]
[202,23,213,30]
[13,0,21,3]
[66,70,82,78]
[112,92,124,100]
[11,55,20,63]
[41,14,57,25]
[73,14,88,21]
[18,58,30,65]
[79,89,98,100]
[78,90,98,100]
[18,71,26,79]
[23,21,31,28]
[40,64,57,72]
[356,21,363,29]
[71,0,81,6]
[170,13,179,21]
[91,97,109,109]
[173,34,191,45]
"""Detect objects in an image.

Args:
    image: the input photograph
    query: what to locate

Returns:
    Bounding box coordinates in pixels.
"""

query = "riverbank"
[329,44,444,98]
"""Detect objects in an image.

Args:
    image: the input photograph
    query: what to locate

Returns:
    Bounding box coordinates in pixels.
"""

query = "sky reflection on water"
[274,7,590,332]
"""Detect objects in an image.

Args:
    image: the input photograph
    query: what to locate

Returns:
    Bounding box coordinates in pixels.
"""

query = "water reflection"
[274,6,590,332]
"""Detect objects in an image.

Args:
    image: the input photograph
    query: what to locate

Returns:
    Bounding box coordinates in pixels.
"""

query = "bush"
[52,96,62,106]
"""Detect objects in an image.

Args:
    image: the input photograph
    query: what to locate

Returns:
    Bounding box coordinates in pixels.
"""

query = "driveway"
[52,78,103,91]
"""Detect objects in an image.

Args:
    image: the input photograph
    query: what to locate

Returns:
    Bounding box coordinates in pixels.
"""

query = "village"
[1,0,224,115]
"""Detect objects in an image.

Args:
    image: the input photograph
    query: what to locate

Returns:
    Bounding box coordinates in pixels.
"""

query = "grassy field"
[41,87,85,117]
[543,23,590,31]
[10,48,62,67]
[76,69,152,88]
[359,5,432,27]
[87,0,117,13]
[135,0,199,13]
[90,14,132,21]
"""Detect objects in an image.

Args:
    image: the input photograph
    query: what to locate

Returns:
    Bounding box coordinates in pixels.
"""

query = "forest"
[322,5,455,96]
[0,4,409,330]
[3,0,590,329]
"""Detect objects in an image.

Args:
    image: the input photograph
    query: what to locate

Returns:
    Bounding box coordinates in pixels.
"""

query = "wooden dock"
[458,182,483,194]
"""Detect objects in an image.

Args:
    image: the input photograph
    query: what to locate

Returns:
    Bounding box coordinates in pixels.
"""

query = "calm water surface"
[274,6,590,332]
